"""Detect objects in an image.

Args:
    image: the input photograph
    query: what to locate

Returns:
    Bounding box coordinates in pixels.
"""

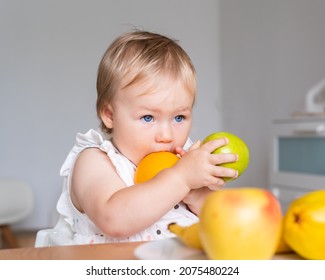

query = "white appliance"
[269,117,325,213]
[305,78,325,114]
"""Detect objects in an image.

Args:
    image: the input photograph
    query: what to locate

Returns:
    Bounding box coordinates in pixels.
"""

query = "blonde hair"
[96,30,197,134]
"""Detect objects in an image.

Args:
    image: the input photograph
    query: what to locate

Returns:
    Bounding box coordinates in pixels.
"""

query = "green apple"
[202,131,250,182]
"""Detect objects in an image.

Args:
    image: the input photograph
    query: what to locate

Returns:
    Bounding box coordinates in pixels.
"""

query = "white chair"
[0,179,34,248]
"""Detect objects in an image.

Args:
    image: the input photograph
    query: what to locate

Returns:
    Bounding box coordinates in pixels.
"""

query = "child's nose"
[155,124,173,143]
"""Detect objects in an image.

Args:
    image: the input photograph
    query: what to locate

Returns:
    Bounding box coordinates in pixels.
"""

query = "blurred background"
[1,0,325,232]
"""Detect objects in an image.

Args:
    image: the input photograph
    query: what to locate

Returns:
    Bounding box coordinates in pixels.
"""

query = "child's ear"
[100,104,114,129]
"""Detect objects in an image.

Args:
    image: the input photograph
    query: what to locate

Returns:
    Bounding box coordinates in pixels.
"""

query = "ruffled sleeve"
[60,129,136,187]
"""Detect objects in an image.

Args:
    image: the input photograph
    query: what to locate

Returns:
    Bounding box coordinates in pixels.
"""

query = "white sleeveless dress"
[37,129,198,246]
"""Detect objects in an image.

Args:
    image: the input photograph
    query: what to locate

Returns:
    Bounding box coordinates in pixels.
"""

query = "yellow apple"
[202,132,249,181]
[283,190,325,260]
[199,188,282,260]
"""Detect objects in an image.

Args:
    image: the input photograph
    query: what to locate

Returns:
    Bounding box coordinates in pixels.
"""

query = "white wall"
[219,0,325,188]
[4,0,325,231]
[0,0,221,230]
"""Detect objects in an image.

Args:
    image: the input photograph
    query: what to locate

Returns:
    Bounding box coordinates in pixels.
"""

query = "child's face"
[103,78,194,165]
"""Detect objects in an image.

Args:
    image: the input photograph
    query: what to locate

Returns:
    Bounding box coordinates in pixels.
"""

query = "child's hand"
[174,138,238,191]
[176,140,201,157]
[182,187,214,215]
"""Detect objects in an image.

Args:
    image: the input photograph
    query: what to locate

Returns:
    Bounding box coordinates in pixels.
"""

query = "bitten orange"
[134,151,179,183]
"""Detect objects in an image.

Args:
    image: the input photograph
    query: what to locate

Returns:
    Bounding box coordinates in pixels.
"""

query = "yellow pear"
[199,188,282,260]
[283,190,325,260]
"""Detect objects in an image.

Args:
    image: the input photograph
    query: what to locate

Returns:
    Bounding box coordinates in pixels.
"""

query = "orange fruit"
[134,151,179,183]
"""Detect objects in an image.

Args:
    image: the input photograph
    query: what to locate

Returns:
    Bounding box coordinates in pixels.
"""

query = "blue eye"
[141,115,154,122]
[174,115,184,123]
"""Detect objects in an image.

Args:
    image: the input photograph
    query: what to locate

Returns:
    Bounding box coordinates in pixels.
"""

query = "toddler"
[36,30,238,246]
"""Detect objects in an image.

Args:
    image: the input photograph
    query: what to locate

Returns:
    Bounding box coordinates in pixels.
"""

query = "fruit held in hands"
[283,190,325,260]
[168,222,203,250]
[134,151,179,183]
[199,188,282,260]
[202,132,249,182]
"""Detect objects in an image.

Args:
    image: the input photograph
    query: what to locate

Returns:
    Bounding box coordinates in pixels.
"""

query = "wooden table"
[0,241,144,260]
[0,241,301,260]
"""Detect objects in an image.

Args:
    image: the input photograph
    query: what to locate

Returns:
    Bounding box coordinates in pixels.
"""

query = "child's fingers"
[176,140,201,157]
[212,166,238,180]
[201,138,228,153]
[206,178,225,190]
[188,140,201,151]
[211,152,238,165]
[207,184,223,191]
[175,147,186,157]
